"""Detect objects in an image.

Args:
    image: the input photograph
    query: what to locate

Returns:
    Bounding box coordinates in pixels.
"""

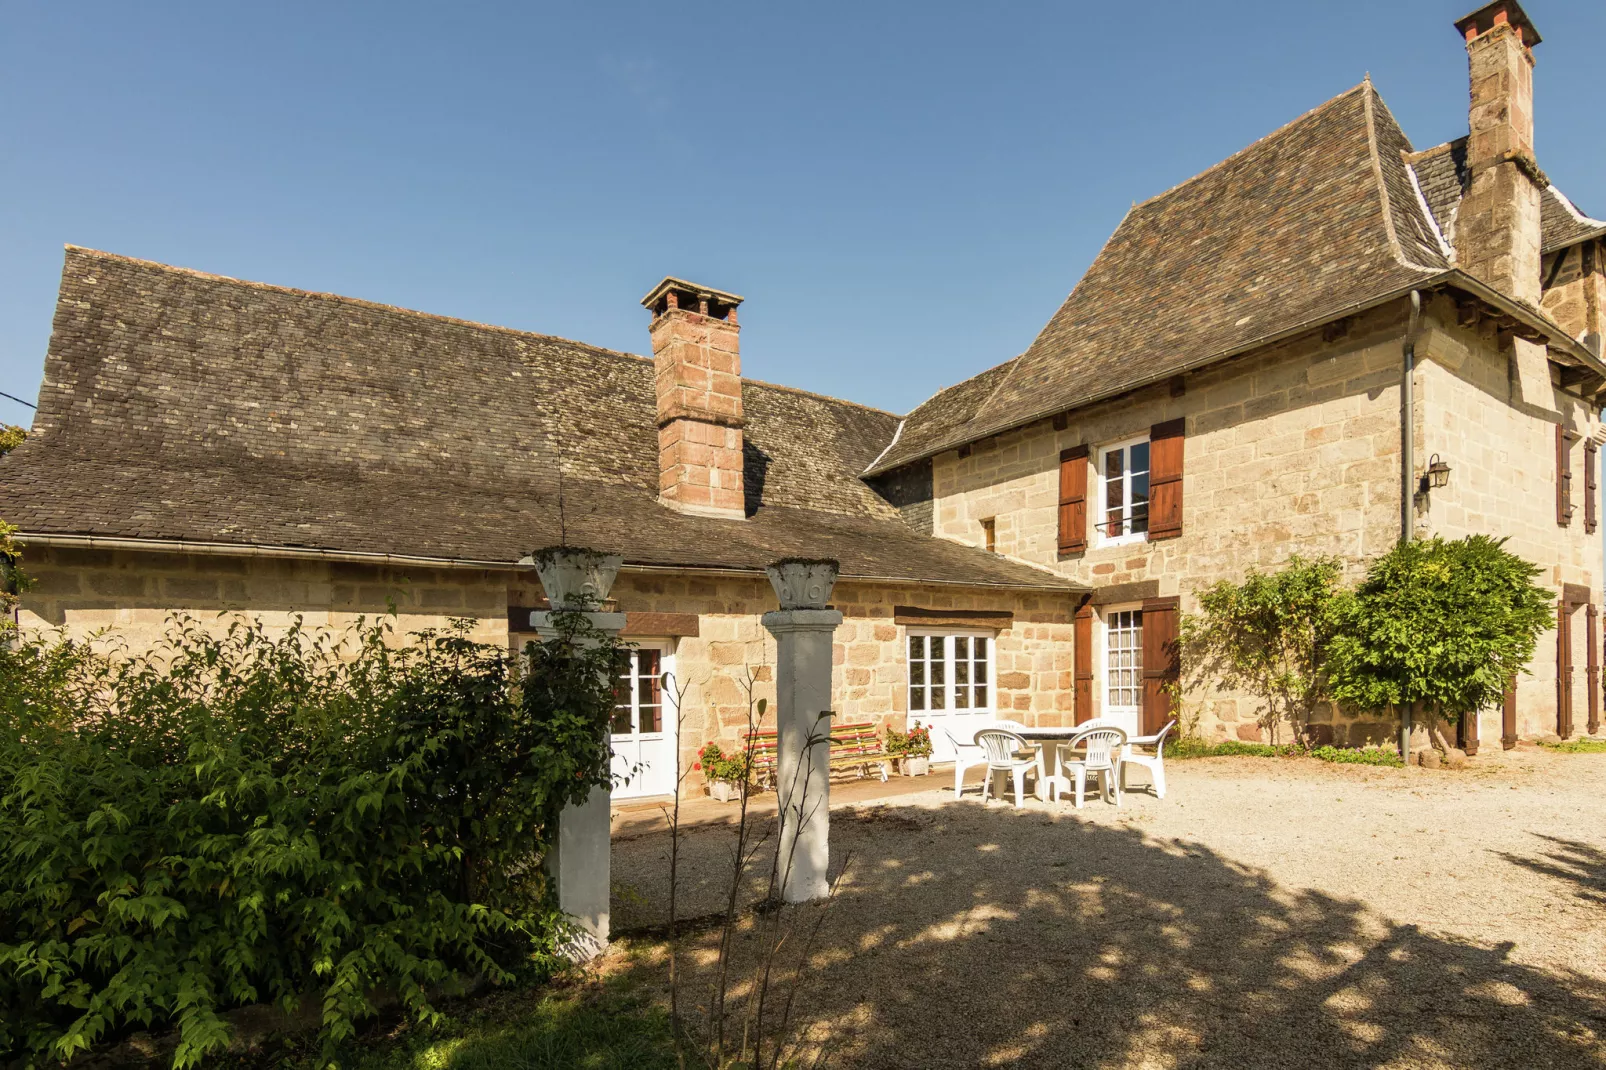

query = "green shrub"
[1538,738,1606,754]
[1180,555,1343,745]
[0,611,619,1069]
[1308,744,1404,767]
[1169,738,1293,759]
[1170,738,1402,766]
[1327,535,1552,729]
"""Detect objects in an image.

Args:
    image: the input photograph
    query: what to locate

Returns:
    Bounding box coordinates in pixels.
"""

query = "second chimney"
[641,277,747,521]
[1453,0,1544,305]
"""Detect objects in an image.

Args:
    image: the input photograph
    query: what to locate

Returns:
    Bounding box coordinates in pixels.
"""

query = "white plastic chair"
[942,720,1028,800]
[1053,726,1127,808]
[1121,719,1175,799]
[973,728,1045,809]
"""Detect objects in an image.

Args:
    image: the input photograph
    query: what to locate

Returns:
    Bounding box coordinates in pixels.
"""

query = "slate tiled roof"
[866,83,1450,476]
[1410,137,1606,256]
[0,248,1078,591]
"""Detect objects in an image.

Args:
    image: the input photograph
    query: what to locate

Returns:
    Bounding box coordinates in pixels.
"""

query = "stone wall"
[17,546,510,647]
[927,295,1603,746]
[18,547,1076,799]
[512,570,1078,791]
[1417,308,1603,743]
[930,302,1415,742]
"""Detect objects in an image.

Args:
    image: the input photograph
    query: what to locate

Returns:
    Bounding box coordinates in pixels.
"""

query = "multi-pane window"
[1100,438,1150,542]
[1106,610,1143,710]
[612,648,663,736]
[908,633,991,712]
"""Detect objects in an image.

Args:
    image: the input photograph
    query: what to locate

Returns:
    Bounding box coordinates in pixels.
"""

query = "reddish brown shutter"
[1140,596,1180,734]
[1589,603,1601,736]
[1501,678,1518,750]
[1558,601,1575,738]
[1586,442,1598,534]
[1148,418,1185,540]
[1073,601,1094,724]
[1058,445,1089,555]
[1557,425,1574,526]
[1458,698,1480,756]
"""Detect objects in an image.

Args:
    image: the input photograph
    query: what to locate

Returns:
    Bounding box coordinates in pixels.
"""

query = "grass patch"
[1170,738,1403,767]
[214,981,676,1070]
[1538,738,1606,754]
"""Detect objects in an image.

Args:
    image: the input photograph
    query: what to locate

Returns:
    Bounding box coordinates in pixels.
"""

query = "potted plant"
[887,723,934,776]
[696,741,749,802]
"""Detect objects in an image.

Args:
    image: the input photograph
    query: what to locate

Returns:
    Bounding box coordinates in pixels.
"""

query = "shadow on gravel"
[610,802,1606,1069]
[1503,834,1606,908]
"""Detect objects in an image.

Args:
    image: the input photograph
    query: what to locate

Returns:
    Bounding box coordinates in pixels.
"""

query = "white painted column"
[528,548,625,959]
[762,560,843,903]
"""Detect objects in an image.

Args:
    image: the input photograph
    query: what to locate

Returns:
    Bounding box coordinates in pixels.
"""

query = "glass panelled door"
[611,646,677,798]
[1104,609,1143,736]
[908,632,994,762]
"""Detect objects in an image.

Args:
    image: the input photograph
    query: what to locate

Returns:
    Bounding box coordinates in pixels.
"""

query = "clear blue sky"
[2,1,1601,427]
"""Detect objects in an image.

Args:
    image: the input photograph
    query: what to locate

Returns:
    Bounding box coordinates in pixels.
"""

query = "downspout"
[1399,290,1424,760]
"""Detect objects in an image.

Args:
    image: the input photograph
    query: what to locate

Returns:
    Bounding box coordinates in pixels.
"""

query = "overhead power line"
[0,390,37,410]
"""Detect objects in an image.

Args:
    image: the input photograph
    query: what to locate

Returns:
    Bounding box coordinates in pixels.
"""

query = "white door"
[611,645,678,799]
[907,632,995,762]
[1104,609,1143,736]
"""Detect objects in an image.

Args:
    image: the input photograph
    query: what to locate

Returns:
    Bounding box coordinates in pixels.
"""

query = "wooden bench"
[746,721,890,790]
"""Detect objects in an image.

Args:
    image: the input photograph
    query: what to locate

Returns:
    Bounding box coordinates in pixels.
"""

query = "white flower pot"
[709,780,737,803]
[532,547,623,610]
[765,559,840,610]
[903,756,931,777]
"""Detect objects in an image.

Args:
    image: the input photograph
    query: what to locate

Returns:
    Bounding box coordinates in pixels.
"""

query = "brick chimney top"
[1455,0,1541,46]
[641,277,744,323]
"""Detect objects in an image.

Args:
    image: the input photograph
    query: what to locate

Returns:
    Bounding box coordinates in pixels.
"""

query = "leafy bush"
[1308,744,1404,767]
[1180,555,1343,746]
[0,518,26,619]
[0,424,24,459]
[1170,738,1402,766]
[0,610,620,1069]
[1327,535,1552,727]
[1538,738,1606,754]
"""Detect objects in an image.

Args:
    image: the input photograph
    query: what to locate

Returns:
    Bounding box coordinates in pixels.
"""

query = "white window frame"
[612,642,674,741]
[1096,435,1152,547]
[906,629,996,715]
[1102,604,1144,718]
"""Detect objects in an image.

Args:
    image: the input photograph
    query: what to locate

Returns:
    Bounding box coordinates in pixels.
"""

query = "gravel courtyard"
[604,749,1606,1069]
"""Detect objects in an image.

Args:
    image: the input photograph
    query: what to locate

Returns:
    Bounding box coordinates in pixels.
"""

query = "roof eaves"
[863,274,1448,477]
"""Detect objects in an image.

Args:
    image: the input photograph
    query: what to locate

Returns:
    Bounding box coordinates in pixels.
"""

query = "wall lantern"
[1426,453,1451,490]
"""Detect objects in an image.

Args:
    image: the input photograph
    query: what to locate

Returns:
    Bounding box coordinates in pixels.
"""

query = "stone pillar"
[528,548,626,959]
[761,559,842,903]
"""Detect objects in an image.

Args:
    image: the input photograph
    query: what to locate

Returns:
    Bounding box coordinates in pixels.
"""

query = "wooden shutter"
[1557,601,1575,738]
[1058,445,1089,555]
[1458,697,1480,756]
[1501,677,1518,750]
[1140,596,1180,734]
[1589,603,1601,736]
[1073,601,1094,724]
[1148,418,1185,540]
[1587,442,1598,534]
[1557,425,1575,526]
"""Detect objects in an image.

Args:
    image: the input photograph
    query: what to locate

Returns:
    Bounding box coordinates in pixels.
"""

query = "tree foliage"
[0,518,25,620]
[0,424,24,458]
[1326,535,1552,724]
[1179,555,1343,745]
[0,610,621,1069]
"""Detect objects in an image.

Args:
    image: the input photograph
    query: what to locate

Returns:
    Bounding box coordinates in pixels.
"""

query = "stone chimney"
[641,277,747,521]
[1453,0,1545,305]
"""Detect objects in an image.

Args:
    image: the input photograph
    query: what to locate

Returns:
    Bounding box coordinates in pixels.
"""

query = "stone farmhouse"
[2,1,1603,797]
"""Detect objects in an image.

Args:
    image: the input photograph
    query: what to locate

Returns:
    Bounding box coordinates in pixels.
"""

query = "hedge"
[0,612,619,1068]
